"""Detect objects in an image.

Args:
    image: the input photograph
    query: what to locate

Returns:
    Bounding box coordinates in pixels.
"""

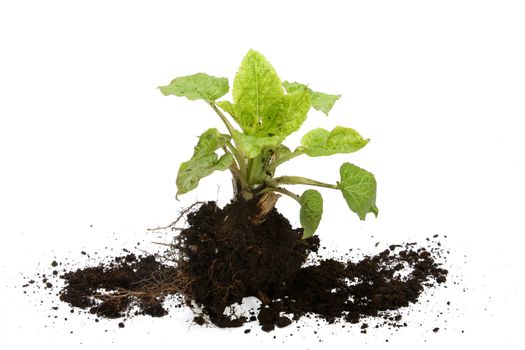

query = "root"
[92,269,197,308]
[147,201,204,231]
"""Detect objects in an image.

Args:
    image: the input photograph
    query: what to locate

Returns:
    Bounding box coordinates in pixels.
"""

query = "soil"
[60,254,175,318]
[46,200,448,332]
[173,199,319,327]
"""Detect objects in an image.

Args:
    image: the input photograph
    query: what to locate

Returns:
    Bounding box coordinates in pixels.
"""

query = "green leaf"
[232,130,283,158]
[261,88,311,137]
[216,100,235,117]
[176,128,233,195]
[283,81,340,115]
[227,51,311,139]
[192,128,231,157]
[310,91,341,115]
[339,163,378,220]
[232,50,284,134]
[300,126,369,157]
[273,145,292,161]
[300,189,324,239]
[159,73,229,102]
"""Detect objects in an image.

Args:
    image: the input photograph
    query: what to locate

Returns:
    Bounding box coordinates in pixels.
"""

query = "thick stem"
[272,176,339,190]
[247,153,268,186]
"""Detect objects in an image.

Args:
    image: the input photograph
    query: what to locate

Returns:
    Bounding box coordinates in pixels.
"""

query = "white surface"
[1,0,525,349]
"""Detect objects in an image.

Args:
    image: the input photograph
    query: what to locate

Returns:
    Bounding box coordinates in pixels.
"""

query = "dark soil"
[54,200,448,332]
[257,246,447,331]
[173,199,319,327]
[60,254,175,318]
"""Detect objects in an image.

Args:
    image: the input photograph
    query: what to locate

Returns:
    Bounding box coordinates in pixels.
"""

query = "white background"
[1,1,524,349]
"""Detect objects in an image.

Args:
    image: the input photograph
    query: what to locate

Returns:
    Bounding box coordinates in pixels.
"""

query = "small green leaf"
[232,130,283,158]
[310,91,341,115]
[339,163,378,220]
[300,126,369,157]
[176,128,233,195]
[283,81,340,115]
[192,128,231,157]
[300,189,324,239]
[216,100,235,117]
[159,73,229,102]
[233,50,284,134]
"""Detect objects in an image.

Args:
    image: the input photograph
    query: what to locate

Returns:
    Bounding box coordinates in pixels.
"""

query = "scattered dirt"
[59,253,177,318]
[256,245,447,331]
[34,200,449,333]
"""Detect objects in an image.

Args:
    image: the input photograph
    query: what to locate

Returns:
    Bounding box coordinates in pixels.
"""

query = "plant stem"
[258,187,301,203]
[268,149,305,171]
[225,141,245,169]
[273,176,339,190]
[208,102,251,194]
[209,102,236,137]
[247,153,268,186]
[225,141,248,191]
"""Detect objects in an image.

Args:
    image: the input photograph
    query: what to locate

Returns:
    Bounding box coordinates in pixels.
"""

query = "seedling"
[160,50,377,237]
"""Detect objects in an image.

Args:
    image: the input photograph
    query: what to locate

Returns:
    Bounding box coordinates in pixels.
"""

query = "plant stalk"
[209,102,236,137]
[247,153,268,186]
[273,176,339,190]
[209,102,252,197]
[257,186,301,203]
[225,141,248,185]
[268,150,305,171]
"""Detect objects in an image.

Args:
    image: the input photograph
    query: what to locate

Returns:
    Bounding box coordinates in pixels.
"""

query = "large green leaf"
[159,73,229,102]
[232,50,284,134]
[283,81,340,115]
[339,163,378,220]
[300,126,369,157]
[232,130,283,159]
[261,88,311,137]
[176,128,234,195]
[300,189,324,239]
[226,89,310,158]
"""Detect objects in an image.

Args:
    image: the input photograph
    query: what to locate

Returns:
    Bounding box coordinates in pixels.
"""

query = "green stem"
[208,102,250,193]
[209,102,236,137]
[222,146,248,191]
[247,153,267,186]
[268,150,305,171]
[258,187,301,203]
[225,141,244,168]
[273,176,339,190]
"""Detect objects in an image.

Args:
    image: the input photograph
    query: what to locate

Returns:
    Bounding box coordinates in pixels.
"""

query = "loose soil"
[50,200,448,332]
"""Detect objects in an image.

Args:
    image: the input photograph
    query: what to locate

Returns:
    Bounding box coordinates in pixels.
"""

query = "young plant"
[160,50,378,238]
